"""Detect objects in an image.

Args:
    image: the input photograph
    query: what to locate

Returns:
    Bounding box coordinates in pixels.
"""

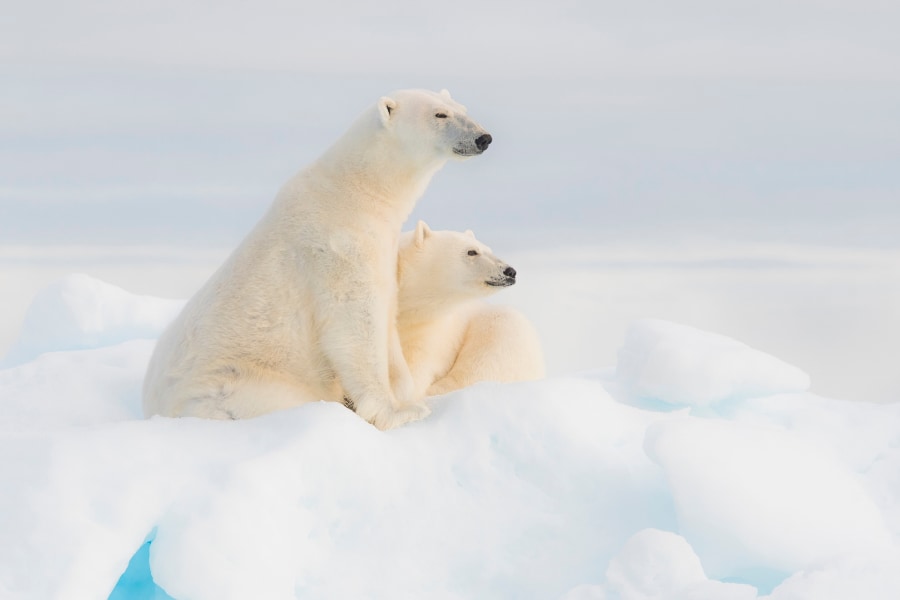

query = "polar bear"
[396,221,545,398]
[143,89,491,430]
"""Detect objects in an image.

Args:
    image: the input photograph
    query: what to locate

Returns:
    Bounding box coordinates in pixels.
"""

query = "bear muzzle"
[453,132,493,157]
[486,265,516,287]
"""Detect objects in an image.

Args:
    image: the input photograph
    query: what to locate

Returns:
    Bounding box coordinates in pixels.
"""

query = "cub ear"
[439,89,453,101]
[378,96,397,126]
[414,220,432,248]
[464,229,475,238]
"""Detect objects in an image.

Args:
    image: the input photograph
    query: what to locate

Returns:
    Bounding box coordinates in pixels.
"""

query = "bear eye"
[435,113,448,119]
[467,249,479,256]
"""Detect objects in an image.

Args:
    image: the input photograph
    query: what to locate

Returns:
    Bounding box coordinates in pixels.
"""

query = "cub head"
[377,89,492,161]
[398,221,516,307]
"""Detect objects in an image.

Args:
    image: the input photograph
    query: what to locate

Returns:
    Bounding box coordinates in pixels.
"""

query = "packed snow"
[1,274,898,599]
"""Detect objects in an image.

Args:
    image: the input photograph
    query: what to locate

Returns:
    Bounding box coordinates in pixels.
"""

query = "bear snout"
[475,134,492,152]
[486,264,516,287]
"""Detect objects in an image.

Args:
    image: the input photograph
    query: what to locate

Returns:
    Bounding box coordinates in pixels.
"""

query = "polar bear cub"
[143,90,491,430]
[397,221,545,398]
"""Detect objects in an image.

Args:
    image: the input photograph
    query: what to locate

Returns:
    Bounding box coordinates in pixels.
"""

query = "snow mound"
[0,381,675,600]
[2,274,183,366]
[0,341,152,430]
[0,276,898,600]
[644,417,893,582]
[562,528,758,600]
[616,319,811,407]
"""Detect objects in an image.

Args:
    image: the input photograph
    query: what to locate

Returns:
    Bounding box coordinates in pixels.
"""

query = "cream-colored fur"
[397,221,544,398]
[142,90,491,430]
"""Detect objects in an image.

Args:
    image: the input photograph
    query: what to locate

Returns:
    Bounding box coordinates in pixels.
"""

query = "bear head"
[377,89,492,161]
[398,221,516,307]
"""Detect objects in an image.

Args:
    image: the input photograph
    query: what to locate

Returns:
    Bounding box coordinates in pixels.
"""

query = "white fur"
[397,221,545,398]
[143,90,491,430]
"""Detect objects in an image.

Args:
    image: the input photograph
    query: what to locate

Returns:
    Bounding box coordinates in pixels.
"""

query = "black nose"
[475,133,492,151]
[503,266,516,279]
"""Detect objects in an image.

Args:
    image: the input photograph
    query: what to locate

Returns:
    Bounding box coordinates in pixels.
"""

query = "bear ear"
[439,89,453,101]
[378,96,397,127]
[464,229,475,238]
[414,220,432,248]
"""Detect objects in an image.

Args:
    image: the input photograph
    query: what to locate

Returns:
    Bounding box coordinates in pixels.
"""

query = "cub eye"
[467,249,479,256]
[435,113,448,119]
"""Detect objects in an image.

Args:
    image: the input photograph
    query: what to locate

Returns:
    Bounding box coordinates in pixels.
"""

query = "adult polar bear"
[143,89,491,430]
[396,221,544,399]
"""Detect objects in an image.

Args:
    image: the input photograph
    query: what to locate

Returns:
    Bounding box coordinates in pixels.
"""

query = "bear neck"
[397,285,476,330]
[312,113,448,218]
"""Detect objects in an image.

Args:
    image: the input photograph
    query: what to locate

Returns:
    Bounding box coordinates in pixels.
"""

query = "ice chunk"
[616,319,810,406]
[561,529,757,600]
[605,528,757,600]
[644,417,893,581]
[764,552,900,600]
[604,528,707,597]
[3,273,183,366]
[0,341,153,430]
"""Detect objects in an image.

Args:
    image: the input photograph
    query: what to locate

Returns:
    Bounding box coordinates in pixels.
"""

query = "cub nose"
[503,266,516,279]
[475,133,492,152]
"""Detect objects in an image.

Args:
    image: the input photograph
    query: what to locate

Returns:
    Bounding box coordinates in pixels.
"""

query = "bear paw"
[354,397,431,430]
[383,402,431,430]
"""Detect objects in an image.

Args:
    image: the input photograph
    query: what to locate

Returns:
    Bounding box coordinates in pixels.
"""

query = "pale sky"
[2,0,899,247]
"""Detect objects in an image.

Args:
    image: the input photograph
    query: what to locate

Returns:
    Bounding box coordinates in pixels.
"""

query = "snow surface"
[1,274,898,599]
